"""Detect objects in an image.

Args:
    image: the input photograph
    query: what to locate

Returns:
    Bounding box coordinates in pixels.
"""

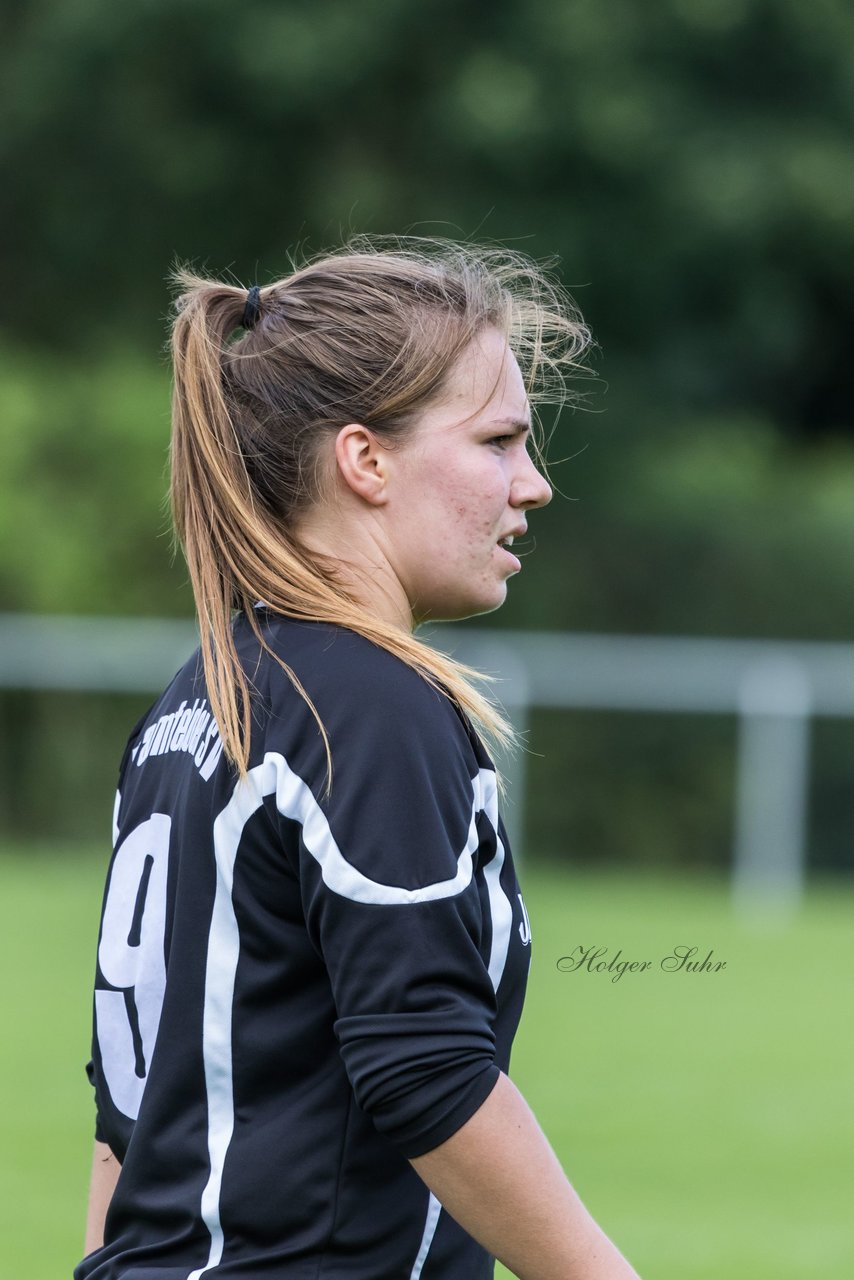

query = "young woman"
[77,236,641,1280]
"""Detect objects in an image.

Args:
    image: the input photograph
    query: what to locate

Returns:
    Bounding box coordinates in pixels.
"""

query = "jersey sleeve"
[271,661,503,1159]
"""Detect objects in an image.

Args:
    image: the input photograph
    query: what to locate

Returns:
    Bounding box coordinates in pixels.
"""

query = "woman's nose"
[512,453,553,510]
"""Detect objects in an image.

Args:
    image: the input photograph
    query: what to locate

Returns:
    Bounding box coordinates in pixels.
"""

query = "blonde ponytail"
[169,235,591,791]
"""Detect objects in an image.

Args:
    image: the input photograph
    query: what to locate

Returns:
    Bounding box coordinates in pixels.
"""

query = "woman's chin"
[419,586,509,625]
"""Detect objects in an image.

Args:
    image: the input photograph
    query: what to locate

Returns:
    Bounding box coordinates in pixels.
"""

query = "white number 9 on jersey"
[95,813,171,1119]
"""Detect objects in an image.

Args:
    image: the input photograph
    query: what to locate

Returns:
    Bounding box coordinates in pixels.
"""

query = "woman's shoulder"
[240,611,484,758]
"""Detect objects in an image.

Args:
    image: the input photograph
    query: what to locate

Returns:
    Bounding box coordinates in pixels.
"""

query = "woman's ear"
[333,423,391,506]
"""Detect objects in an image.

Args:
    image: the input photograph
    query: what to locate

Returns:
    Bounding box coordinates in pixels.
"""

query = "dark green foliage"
[2,0,854,865]
[3,0,854,440]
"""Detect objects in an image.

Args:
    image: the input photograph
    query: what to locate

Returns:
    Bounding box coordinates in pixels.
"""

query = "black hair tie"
[241,285,262,330]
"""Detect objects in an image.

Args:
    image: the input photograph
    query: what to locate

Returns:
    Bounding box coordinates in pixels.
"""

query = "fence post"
[733,657,812,916]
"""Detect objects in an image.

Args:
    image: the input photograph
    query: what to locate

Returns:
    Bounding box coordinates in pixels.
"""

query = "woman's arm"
[409,1071,641,1280]
[83,1140,122,1257]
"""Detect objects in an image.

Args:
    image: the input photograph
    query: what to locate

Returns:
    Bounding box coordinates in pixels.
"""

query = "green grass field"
[1,847,851,1279]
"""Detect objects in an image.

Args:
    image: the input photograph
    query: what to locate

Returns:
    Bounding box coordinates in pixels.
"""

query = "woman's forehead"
[427,333,528,428]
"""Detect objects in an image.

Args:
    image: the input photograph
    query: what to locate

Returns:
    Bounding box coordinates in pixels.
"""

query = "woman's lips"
[496,542,522,572]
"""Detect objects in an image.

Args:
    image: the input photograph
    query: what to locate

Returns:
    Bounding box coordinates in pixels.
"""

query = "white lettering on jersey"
[131,698,222,781]
[518,893,532,945]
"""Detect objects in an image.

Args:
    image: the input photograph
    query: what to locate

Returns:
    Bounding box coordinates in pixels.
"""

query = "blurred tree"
[3,0,854,864]
[2,0,854,438]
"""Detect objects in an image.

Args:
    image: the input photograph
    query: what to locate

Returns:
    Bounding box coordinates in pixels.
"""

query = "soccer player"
[77,237,642,1279]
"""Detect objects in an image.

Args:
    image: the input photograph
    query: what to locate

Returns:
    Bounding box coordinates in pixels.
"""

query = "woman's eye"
[488,435,514,448]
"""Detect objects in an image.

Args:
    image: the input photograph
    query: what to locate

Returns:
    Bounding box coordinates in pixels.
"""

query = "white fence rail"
[4,614,854,911]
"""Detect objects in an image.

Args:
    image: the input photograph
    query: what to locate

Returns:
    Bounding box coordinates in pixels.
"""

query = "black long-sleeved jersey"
[76,612,532,1280]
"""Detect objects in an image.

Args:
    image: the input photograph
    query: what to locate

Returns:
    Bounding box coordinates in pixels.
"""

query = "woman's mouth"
[496,536,522,572]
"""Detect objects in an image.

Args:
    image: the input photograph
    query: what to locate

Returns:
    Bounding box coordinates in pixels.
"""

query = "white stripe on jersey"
[273,753,487,904]
[111,789,121,846]
[189,752,511,1278]
[187,772,267,1280]
[409,1192,443,1279]
[481,779,513,992]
